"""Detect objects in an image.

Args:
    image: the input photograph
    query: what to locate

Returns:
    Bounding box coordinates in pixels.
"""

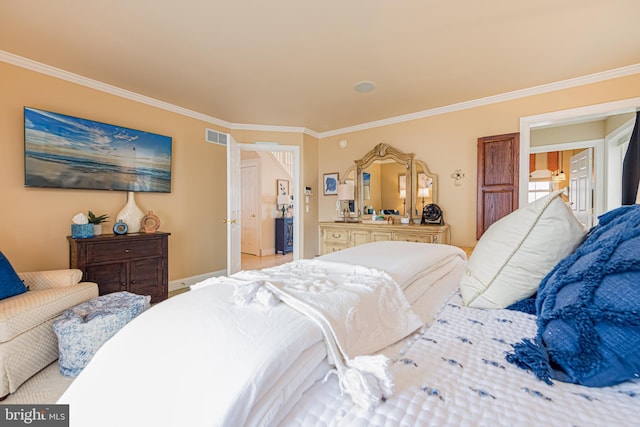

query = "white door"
[569,148,593,227]
[226,135,242,274]
[241,160,260,256]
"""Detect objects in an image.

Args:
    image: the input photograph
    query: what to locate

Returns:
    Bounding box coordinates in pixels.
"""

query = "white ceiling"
[2,0,640,134]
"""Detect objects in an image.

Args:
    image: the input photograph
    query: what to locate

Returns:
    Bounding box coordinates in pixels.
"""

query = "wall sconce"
[451,169,466,186]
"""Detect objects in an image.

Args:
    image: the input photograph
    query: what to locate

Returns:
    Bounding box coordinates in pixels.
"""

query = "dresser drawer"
[323,243,351,253]
[393,232,435,244]
[322,228,349,244]
[86,239,162,263]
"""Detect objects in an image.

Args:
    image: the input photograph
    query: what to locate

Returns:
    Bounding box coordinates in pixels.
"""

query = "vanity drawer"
[371,231,393,242]
[323,243,349,253]
[322,228,349,244]
[393,232,435,244]
[86,239,163,263]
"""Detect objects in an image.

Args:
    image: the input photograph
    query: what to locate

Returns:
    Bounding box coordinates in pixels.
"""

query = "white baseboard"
[168,269,227,292]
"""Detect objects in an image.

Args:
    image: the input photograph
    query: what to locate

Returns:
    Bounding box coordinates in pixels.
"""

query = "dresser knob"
[124,249,132,253]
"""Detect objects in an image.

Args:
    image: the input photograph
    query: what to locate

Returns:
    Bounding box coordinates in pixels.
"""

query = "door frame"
[230,143,301,266]
[529,140,604,220]
[519,97,640,211]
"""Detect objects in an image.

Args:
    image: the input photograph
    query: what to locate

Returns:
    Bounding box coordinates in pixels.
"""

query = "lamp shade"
[418,188,430,198]
[337,183,354,201]
[399,189,407,199]
[552,171,566,182]
[277,195,290,205]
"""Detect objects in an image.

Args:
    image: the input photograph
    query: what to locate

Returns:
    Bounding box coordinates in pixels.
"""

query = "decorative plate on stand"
[141,211,161,233]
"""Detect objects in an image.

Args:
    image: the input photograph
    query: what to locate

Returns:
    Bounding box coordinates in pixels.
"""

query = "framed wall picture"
[277,179,289,196]
[323,172,339,195]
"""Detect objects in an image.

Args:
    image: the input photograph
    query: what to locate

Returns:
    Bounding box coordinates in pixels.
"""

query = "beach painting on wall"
[24,107,172,193]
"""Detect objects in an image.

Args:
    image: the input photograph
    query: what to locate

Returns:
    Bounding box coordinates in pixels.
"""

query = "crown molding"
[319,64,640,138]
[230,121,320,138]
[0,50,318,136]
[2,50,638,139]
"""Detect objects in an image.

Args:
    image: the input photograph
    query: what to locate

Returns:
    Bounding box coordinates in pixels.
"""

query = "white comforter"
[59,280,325,427]
[228,259,423,409]
[59,243,465,427]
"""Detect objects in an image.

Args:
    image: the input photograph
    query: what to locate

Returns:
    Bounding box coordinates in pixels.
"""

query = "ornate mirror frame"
[343,143,438,221]
[412,159,439,220]
[355,143,414,219]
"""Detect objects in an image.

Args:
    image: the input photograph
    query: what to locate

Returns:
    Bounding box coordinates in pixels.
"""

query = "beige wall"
[317,74,640,247]
[531,121,606,147]
[3,58,640,275]
[0,61,231,278]
[0,62,321,278]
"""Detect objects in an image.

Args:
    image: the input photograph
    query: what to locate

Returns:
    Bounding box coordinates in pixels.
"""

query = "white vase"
[117,191,144,233]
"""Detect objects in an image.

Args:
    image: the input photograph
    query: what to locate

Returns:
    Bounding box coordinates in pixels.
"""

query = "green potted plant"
[87,211,109,235]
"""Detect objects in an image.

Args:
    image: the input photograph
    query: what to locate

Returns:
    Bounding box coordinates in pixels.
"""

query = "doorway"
[227,141,300,274]
[525,139,606,227]
[519,97,640,219]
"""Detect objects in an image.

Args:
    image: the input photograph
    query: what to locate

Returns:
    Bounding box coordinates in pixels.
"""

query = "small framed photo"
[323,173,339,195]
[277,179,289,196]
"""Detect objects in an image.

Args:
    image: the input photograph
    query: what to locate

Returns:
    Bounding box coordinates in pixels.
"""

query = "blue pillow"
[507,205,640,387]
[0,251,28,300]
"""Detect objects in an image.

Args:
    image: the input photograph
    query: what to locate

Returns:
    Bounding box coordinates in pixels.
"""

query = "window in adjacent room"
[528,180,553,203]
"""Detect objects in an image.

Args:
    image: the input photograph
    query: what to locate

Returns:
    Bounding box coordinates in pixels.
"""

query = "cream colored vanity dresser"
[320,142,452,255]
[319,221,450,254]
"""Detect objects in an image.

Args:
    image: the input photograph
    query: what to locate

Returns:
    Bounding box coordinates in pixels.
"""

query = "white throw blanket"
[60,256,432,427]
[224,259,424,409]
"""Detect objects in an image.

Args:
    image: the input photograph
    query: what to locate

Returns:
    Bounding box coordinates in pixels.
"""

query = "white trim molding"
[519,97,640,208]
[2,49,639,138]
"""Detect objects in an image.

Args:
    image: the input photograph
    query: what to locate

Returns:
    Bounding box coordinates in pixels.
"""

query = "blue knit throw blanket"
[506,205,640,387]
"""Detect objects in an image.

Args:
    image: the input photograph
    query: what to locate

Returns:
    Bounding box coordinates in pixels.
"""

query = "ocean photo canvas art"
[24,107,172,192]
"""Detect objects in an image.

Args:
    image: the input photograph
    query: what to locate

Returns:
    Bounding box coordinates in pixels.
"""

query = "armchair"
[0,268,98,399]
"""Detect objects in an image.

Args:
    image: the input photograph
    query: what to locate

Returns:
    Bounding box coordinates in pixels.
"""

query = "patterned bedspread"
[280,291,640,427]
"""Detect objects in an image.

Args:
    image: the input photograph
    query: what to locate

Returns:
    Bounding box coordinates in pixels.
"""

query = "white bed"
[281,290,640,427]
[58,241,466,427]
[58,229,640,427]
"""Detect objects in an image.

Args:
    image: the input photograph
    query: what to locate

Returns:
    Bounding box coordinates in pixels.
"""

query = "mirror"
[413,159,438,218]
[343,143,438,221]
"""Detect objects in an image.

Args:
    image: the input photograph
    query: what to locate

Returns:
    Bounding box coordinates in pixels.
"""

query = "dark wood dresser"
[68,232,170,303]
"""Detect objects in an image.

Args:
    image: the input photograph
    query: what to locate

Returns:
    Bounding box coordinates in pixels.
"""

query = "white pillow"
[460,191,588,309]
